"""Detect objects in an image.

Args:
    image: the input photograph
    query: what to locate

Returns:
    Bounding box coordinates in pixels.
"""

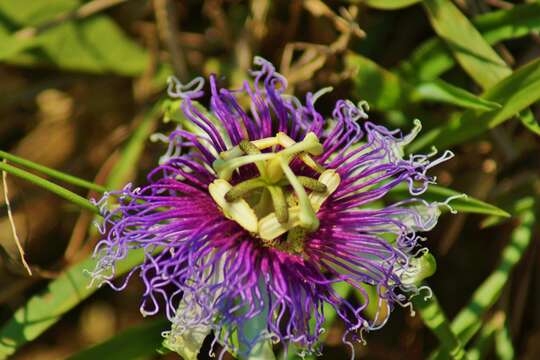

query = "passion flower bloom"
[89,57,455,358]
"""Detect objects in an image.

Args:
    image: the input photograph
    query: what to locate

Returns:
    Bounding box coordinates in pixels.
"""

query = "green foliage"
[422,0,510,90]
[346,53,501,111]
[411,57,540,151]
[430,198,536,359]
[412,293,467,360]
[0,248,146,359]
[399,3,540,82]
[0,0,150,75]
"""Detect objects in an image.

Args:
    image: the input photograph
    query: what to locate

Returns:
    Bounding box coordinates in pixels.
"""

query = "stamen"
[238,140,268,178]
[219,137,278,160]
[225,178,266,202]
[298,177,327,193]
[239,139,261,155]
[267,185,288,223]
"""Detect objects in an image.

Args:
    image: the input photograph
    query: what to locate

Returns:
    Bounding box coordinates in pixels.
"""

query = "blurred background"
[0,0,539,359]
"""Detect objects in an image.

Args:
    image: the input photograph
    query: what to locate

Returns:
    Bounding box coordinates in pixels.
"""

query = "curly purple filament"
[90,56,454,357]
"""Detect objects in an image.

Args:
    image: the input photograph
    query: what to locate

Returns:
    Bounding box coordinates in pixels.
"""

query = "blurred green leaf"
[358,0,421,10]
[475,3,540,44]
[429,197,536,360]
[346,52,500,111]
[518,109,540,136]
[411,57,540,151]
[105,103,161,189]
[422,0,511,90]
[346,52,414,110]
[413,79,501,111]
[389,184,510,218]
[0,249,146,359]
[0,0,150,75]
[399,3,540,82]
[67,318,168,360]
[412,293,467,360]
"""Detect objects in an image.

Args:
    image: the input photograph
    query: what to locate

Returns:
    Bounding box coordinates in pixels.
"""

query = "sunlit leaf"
[346,52,500,111]
[0,0,150,75]
[422,0,510,90]
[346,52,414,110]
[410,57,540,151]
[413,79,501,111]
[399,3,540,82]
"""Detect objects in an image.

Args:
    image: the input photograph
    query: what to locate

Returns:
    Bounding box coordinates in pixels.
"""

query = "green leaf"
[357,0,421,10]
[413,79,501,111]
[411,57,540,151]
[412,293,467,360]
[0,0,150,75]
[474,3,540,45]
[388,183,510,218]
[399,3,540,82]
[346,52,497,112]
[345,52,414,110]
[518,108,540,136]
[0,248,146,359]
[67,318,168,360]
[429,198,536,360]
[422,0,511,90]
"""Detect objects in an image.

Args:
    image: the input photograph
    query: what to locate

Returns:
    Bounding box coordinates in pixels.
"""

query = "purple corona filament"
[89,56,455,357]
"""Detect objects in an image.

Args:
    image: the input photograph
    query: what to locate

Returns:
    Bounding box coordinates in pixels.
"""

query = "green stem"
[413,293,468,360]
[0,161,98,214]
[0,150,106,193]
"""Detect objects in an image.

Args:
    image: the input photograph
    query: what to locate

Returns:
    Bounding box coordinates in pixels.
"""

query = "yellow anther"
[224,178,266,202]
[219,137,278,160]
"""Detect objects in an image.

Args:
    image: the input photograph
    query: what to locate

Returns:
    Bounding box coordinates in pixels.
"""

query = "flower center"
[208,132,340,254]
